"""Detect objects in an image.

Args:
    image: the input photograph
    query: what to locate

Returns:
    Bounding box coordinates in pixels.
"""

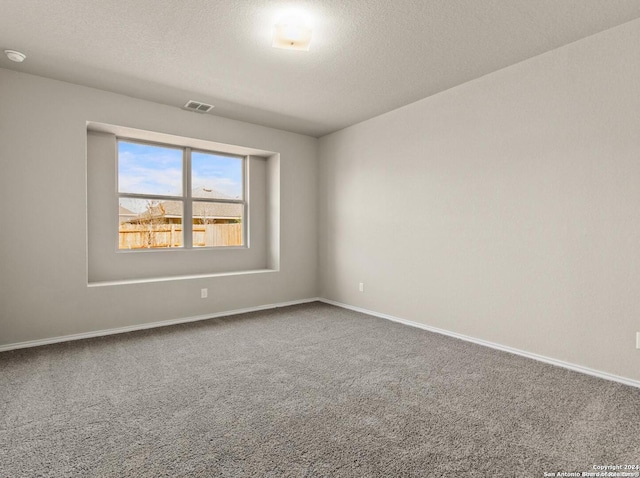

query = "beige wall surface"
[0,69,318,346]
[318,19,640,381]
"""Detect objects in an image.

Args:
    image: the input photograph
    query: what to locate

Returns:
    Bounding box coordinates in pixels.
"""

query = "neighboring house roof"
[154,200,242,219]
[119,205,136,216]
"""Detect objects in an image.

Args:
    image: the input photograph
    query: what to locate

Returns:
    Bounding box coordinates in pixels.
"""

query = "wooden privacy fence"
[119,223,242,249]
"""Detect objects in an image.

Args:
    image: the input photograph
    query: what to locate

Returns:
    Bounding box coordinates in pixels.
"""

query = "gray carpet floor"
[1,302,639,477]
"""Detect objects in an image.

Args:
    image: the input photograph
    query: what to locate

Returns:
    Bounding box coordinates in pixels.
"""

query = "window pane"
[191,152,243,200]
[118,198,183,249]
[192,201,243,247]
[118,141,183,196]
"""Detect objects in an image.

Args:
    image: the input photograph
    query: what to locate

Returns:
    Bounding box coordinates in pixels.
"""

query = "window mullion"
[183,147,193,248]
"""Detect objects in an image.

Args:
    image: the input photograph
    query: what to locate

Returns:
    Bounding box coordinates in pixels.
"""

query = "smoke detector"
[183,100,214,113]
[4,50,26,62]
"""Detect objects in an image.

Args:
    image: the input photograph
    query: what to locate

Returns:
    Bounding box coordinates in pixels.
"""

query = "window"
[117,139,246,250]
[87,123,278,284]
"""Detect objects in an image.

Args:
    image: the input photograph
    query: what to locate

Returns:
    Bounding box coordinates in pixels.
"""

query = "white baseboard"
[0,297,321,353]
[318,298,640,390]
[4,296,638,390]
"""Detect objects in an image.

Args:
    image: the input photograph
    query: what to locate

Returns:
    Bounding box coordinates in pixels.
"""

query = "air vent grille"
[183,100,214,113]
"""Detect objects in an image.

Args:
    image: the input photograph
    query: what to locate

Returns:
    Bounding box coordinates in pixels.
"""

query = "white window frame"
[116,137,248,251]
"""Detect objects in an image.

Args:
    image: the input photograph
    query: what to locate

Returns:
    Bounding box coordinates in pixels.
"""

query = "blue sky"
[191,151,243,199]
[118,141,242,213]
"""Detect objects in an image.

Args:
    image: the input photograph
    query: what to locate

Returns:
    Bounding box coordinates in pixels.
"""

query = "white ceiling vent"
[183,100,214,113]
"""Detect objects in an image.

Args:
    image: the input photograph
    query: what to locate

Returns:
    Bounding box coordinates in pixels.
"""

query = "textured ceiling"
[2,0,640,137]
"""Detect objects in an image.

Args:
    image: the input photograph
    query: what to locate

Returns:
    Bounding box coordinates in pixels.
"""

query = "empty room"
[2,1,640,476]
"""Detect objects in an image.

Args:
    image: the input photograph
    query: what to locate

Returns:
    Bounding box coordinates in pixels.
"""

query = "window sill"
[87,268,277,287]
[115,245,248,253]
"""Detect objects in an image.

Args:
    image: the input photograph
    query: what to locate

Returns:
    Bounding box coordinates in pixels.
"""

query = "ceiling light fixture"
[272,15,312,51]
[4,49,26,62]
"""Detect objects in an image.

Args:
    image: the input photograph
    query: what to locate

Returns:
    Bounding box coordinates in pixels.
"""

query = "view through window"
[117,140,245,250]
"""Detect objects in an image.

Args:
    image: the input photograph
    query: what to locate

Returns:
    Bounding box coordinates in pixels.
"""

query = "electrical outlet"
[359,282,364,293]
[201,288,208,299]
[636,332,640,349]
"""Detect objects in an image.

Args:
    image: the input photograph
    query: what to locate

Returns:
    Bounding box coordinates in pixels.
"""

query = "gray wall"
[318,19,640,381]
[0,68,317,345]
